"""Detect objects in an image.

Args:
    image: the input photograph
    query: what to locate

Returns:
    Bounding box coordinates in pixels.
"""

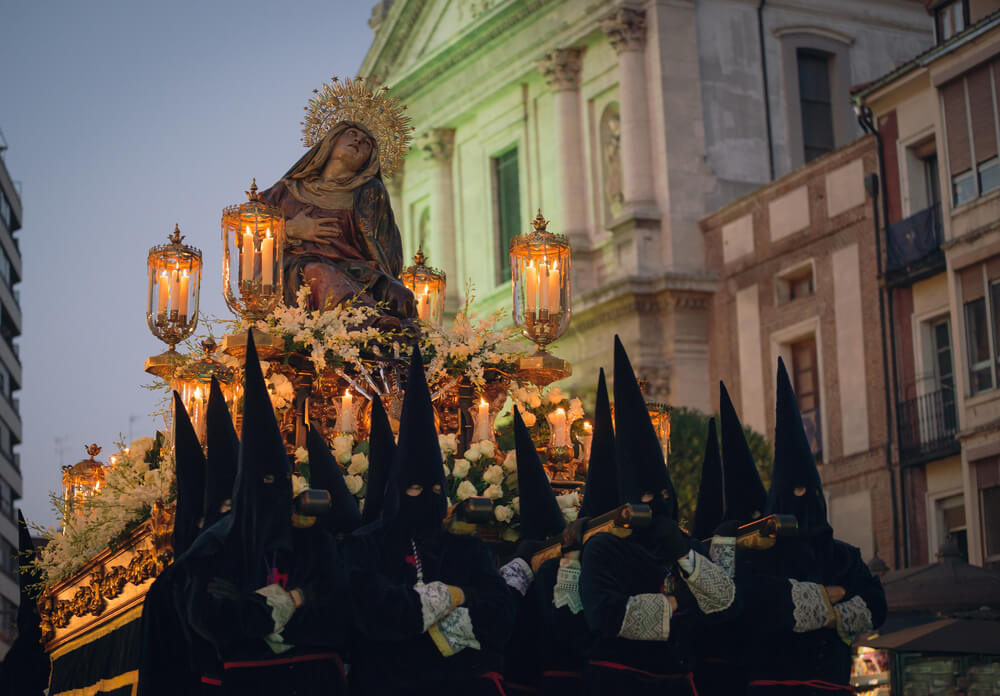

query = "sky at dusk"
[0,1,378,527]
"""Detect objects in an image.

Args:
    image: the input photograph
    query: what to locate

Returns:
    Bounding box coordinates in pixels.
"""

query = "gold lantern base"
[517,349,572,387]
[144,348,186,378]
[220,328,286,360]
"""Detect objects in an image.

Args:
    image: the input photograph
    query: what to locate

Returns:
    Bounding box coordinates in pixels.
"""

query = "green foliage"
[668,407,773,529]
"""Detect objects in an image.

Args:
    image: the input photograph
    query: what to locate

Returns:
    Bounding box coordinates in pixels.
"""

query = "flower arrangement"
[505,383,588,450]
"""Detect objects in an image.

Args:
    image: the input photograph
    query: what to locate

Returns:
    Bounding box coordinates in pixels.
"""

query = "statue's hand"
[285,212,342,244]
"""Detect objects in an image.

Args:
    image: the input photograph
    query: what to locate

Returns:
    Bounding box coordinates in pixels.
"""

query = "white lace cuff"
[709,537,736,578]
[835,595,874,644]
[500,558,534,597]
[431,606,481,656]
[414,581,455,632]
[789,579,832,632]
[553,558,583,615]
[677,549,696,575]
[255,583,295,635]
[618,594,671,641]
[683,551,736,614]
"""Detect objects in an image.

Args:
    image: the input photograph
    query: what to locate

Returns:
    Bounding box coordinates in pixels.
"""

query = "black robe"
[178,519,352,696]
[533,557,595,696]
[343,527,515,696]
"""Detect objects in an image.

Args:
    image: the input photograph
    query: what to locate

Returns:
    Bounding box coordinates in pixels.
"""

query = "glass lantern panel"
[222,202,284,320]
[147,249,202,344]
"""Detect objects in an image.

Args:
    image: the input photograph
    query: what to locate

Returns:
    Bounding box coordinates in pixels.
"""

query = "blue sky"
[0,0,378,526]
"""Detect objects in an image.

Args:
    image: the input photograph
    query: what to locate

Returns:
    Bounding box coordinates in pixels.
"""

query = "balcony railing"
[885,203,946,285]
[898,387,959,463]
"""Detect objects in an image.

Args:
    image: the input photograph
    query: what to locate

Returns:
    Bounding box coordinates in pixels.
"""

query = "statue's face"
[332,126,373,173]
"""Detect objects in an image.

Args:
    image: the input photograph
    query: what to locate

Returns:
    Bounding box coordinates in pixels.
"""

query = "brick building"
[701,136,895,565]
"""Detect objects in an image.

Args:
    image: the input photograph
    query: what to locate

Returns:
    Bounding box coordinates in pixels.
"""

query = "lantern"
[545,407,574,478]
[145,225,203,376]
[62,444,106,521]
[172,337,238,444]
[511,211,573,385]
[401,248,446,325]
[222,179,285,321]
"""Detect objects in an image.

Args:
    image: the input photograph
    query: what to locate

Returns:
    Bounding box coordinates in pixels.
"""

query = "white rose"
[522,412,537,428]
[483,483,503,500]
[442,462,450,477]
[482,464,504,486]
[452,458,471,479]
[348,453,369,475]
[512,496,520,514]
[516,387,532,403]
[291,474,310,497]
[476,440,495,458]
[556,491,579,509]
[529,392,542,408]
[546,386,564,405]
[464,444,482,461]
[456,480,478,501]
[494,504,513,523]
[128,437,155,462]
[345,474,364,496]
[502,451,517,473]
[294,447,309,465]
[332,435,354,457]
[439,433,458,455]
[562,507,579,522]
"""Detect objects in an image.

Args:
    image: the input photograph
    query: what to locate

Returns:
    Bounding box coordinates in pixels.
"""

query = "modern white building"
[360,0,932,409]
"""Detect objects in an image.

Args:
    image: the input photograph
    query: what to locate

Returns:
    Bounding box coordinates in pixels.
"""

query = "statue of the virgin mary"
[260,77,415,329]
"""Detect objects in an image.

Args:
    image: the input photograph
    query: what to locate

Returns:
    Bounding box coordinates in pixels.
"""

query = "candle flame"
[555,407,565,415]
[584,421,592,432]
[344,389,351,397]
[552,260,558,272]
[480,398,488,407]
[265,227,272,239]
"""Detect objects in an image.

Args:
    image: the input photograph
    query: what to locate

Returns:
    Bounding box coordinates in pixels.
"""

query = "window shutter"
[968,65,997,163]
[943,79,972,175]
[960,264,985,302]
[986,254,1000,281]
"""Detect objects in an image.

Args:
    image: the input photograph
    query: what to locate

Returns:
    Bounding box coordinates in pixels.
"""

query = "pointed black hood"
[173,392,207,556]
[203,376,238,529]
[692,418,724,539]
[384,346,447,539]
[513,407,565,541]
[362,395,396,525]
[767,358,831,539]
[307,426,361,534]
[0,512,49,696]
[580,368,619,518]
[230,330,293,587]
[720,382,767,524]
[613,336,677,518]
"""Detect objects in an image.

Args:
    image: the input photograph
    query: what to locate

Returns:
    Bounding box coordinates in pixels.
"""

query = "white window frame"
[926,487,966,561]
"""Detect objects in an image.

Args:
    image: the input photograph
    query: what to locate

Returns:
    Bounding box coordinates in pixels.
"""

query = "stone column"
[601,7,655,212]
[539,47,588,250]
[421,128,458,306]
[383,163,405,247]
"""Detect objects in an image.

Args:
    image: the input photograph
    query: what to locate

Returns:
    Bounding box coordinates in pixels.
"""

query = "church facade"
[359,0,932,411]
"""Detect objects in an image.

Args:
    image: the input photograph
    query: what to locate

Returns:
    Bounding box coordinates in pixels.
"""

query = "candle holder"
[222,179,285,322]
[511,211,572,386]
[333,388,361,438]
[401,247,446,325]
[172,337,239,445]
[545,407,574,479]
[62,444,106,523]
[577,420,593,474]
[145,225,203,377]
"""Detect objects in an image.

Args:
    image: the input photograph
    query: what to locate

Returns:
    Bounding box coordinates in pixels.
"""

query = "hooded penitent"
[0,512,50,696]
[203,375,238,529]
[767,357,831,541]
[513,406,565,541]
[692,418,723,540]
[720,382,768,524]
[173,392,207,557]
[361,395,396,526]
[613,336,677,520]
[579,368,619,519]
[230,330,293,588]
[382,345,447,539]
[306,425,362,534]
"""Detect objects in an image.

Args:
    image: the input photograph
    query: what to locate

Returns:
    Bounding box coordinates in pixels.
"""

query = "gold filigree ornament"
[301,76,413,177]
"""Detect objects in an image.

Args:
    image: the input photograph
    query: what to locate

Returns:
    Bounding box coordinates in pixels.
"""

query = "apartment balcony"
[885,203,946,288]
[898,387,960,465]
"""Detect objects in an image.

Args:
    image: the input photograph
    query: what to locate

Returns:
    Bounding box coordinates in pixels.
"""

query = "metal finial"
[531,210,549,233]
[413,247,427,266]
[85,443,102,459]
[201,336,217,356]
[169,224,184,245]
[246,178,259,201]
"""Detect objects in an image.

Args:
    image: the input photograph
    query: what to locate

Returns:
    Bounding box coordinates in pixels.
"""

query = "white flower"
[345,474,364,496]
[452,458,471,479]
[128,437,155,462]
[567,398,585,423]
[476,440,494,458]
[294,447,309,465]
[562,507,579,522]
[482,464,504,486]
[494,504,513,523]
[547,386,565,405]
[464,444,482,461]
[512,496,520,514]
[443,462,450,477]
[522,412,537,428]
[456,480,478,501]
[529,392,542,408]
[502,450,517,473]
[291,474,310,497]
[332,435,354,464]
[516,387,533,404]
[483,483,503,500]
[348,453,369,475]
[556,491,580,509]
[438,433,458,455]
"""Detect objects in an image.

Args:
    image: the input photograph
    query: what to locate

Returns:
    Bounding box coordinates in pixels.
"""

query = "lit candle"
[581,421,593,465]
[241,227,255,284]
[168,268,179,318]
[337,389,355,433]
[549,407,570,447]
[157,269,170,319]
[524,260,537,314]
[548,260,560,313]
[418,284,431,321]
[260,228,274,289]
[474,398,491,442]
[177,270,190,324]
[538,260,550,315]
